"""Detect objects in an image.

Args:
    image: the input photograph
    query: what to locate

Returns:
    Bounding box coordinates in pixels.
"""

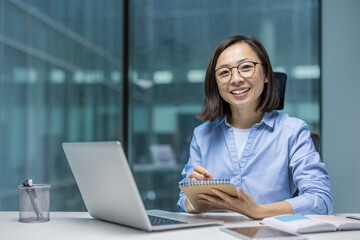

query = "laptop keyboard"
[148,215,185,226]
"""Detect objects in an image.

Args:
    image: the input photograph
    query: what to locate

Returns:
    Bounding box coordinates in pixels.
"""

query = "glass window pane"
[0,0,123,210]
[130,0,320,211]
[0,0,320,213]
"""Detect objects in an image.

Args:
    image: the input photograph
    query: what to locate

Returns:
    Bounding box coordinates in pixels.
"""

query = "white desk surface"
[1,211,360,240]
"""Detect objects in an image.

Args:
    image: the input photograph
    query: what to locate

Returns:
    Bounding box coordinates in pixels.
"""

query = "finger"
[198,199,219,209]
[194,166,214,180]
[211,188,236,203]
[198,195,223,207]
[198,193,226,207]
[240,188,252,200]
[199,193,218,202]
[198,194,229,210]
[194,165,207,175]
[188,171,207,180]
[237,187,256,206]
[204,171,213,180]
[236,187,246,200]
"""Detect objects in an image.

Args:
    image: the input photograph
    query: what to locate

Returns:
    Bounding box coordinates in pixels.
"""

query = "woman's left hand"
[198,187,294,219]
[198,187,264,219]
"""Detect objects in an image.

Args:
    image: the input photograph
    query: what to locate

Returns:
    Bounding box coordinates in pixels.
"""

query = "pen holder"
[18,184,51,223]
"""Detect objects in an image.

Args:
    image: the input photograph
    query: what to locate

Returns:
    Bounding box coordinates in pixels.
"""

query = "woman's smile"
[230,87,250,97]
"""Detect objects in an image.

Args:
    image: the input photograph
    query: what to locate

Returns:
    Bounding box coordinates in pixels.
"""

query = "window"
[0,0,123,210]
[130,0,320,211]
[0,0,320,211]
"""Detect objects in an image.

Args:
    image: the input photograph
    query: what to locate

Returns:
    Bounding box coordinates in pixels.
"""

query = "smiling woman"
[177,35,332,220]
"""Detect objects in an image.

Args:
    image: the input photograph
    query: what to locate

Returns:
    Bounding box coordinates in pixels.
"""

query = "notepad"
[179,180,238,212]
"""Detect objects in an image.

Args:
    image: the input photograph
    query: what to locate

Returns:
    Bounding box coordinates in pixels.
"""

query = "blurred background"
[0,0,338,212]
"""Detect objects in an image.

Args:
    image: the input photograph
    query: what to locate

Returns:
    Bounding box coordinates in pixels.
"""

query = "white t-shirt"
[233,127,251,160]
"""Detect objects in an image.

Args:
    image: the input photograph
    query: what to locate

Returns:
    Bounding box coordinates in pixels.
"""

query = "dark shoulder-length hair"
[197,35,279,122]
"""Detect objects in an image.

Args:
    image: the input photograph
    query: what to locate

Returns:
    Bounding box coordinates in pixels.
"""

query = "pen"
[204,172,211,180]
[23,179,43,219]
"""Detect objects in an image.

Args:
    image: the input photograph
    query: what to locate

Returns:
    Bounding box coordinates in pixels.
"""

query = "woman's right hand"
[188,166,213,181]
[185,166,213,212]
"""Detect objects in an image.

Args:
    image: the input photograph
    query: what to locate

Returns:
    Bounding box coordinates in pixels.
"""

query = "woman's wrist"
[252,201,294,219]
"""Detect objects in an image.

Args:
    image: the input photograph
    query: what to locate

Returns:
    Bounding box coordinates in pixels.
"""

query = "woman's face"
[215,42,268,113]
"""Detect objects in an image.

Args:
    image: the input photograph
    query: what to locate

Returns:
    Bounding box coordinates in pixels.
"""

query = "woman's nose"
[230,69,244,83]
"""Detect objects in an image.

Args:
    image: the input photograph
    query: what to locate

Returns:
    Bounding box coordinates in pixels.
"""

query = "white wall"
[322,0,360,213]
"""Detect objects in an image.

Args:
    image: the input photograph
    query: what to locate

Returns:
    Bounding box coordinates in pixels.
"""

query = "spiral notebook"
[179,180,238,212]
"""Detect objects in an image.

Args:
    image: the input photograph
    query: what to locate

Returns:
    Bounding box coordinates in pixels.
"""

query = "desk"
[1,212,360,240]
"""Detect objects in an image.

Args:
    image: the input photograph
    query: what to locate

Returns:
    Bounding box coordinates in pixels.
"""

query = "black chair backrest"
[274,72,287,110]
[310,133,320,152]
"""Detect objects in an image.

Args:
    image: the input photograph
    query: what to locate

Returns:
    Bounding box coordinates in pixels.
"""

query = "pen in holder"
[18,179,51,223]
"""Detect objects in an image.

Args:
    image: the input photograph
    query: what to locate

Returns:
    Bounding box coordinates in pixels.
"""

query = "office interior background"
[0,0,359,213]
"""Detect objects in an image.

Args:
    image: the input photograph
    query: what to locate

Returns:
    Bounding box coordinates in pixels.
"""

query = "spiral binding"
[179,179,230,187]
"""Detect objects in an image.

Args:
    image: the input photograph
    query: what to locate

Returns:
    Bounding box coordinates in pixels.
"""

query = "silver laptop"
[62,141,223,231]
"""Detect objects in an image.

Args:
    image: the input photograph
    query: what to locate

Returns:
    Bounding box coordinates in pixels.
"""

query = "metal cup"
[18,184,51,223]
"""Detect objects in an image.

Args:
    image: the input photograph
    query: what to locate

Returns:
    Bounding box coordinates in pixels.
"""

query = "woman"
[177,35,332,219]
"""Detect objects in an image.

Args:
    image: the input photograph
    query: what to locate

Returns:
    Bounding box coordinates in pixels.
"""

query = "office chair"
[274,72,320,152]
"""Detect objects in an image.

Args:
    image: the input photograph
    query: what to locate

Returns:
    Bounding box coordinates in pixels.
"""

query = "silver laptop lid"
[63,141,152,231]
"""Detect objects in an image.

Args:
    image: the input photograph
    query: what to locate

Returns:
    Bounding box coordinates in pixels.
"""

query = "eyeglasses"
[215,61,264,83]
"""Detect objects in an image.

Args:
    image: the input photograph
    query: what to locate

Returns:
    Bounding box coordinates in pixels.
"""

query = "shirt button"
[236,175,240,179]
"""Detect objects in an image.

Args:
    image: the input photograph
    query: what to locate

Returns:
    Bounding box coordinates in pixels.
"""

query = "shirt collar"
[260,111,275,129]
[213,111,276,129]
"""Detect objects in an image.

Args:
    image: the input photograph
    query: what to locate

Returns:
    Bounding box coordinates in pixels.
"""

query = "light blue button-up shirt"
[177,111,333,215]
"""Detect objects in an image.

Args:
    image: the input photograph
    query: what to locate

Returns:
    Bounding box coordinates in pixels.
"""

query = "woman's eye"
[240,64,253,71]
[219,70,230,76]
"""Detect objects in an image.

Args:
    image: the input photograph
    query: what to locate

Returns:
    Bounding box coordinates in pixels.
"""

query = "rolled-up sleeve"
[286,121,333,215]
